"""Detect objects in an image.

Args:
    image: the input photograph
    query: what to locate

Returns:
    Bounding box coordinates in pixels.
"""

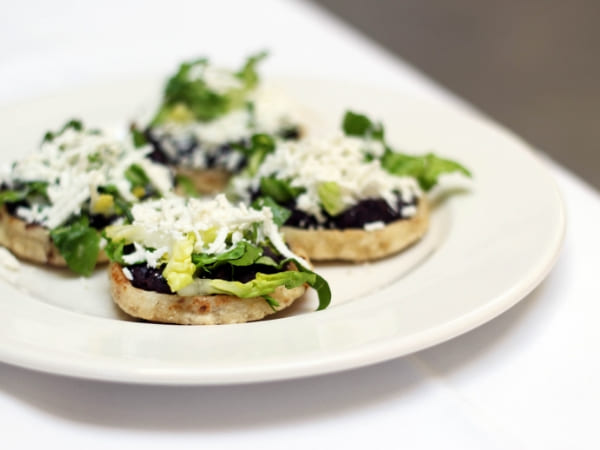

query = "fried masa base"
[109,262,308,325]
[0,205,108,267]
[281,197,430,262]
[175,166,231,195]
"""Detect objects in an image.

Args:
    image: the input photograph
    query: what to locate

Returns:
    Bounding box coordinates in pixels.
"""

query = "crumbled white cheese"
[231,133,421,223]
[402,205,417,217]
[121,194,309,269]
[251,86,299,135]
[4,127,173,228]
[364,221,385,231]
[121,266,133,281]
[122,242,148,265]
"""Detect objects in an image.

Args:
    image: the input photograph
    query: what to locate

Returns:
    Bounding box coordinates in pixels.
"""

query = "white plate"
[0,78,565,385]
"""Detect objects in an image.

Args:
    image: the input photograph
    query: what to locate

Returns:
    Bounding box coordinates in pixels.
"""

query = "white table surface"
[1,1,599,448]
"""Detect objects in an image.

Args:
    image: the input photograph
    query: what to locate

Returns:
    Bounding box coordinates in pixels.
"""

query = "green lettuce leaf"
[235,133,276,176]
[49,216,101,276]
[124,164,150,188]
[251,196,291,226]
[342,110,385,141]
[381,151,472,191]
[103,234,127,265]
[317,181,345,216]
[235,50,268,89]
[0,189,27,206]
[0,181,49,205]
[259,177,304,203]
[208,268,331,311]
[130,126,148,148]
[192,241,263,271]
[300,267,331,311]
[342,110,471,190]
[209,271,313,298]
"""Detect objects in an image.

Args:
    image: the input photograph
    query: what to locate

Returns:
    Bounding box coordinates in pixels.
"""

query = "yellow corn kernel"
[91,194,114,214]
[132,186,146,198]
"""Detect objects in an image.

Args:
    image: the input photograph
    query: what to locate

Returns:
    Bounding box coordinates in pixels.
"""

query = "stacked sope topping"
[104,194,330,324]
[140,52,303,193]
[229,111,471,262]
[0,120,174,275]
[232,132,422,228]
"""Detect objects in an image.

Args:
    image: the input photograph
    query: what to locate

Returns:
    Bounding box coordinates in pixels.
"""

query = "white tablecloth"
[1,1,598,448]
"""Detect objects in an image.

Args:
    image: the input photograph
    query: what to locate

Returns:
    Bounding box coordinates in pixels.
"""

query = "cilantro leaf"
[259,177,304,203]
[236,133,276,176]
[124,164,150,188]
[42,119,84,144]
[235,50,268,89]
[0,189,27,206]
[49,216,101,276]
[0,181,49,206]
[130,126,148,148]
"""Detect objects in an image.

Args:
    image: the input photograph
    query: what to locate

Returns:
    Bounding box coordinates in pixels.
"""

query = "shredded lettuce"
[317,181,345,216]
[163,233,196,291]
[208,271,313,298]
[178,268,331,311]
